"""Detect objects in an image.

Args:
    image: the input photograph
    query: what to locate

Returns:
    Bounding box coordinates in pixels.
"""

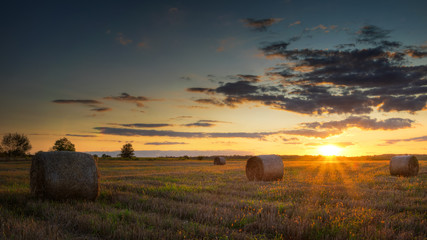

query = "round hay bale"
[389,155,419,177]
[214,157,226,165]
[246,155,284,181]
[30,151,100,200]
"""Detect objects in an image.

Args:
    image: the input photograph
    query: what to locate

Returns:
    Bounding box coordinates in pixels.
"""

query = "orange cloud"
[116,33,132,46]
[289,20,301,27]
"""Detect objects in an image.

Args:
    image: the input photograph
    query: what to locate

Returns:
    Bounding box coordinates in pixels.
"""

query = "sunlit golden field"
[1,158,426,239]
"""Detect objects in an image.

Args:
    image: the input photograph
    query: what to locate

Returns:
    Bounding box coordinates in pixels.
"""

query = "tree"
[120,143,135,159]
[1,133,32,157]
[52,137,75,151]
[101,154,111,159]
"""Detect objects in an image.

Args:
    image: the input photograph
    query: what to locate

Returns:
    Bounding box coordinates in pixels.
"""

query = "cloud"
[301,116,414,131]
[289,20,301,27]
[305,142,354,147]
[94,127,279,139]
[144,141,187,145]
[65,134,97,137]
[52,99,101,105]
[308,24,327,31]
[137,41,148,48]
[187,25,427,115]
[383,135,427,145]
[282,137,300,144]
[233,74,261,83]
[216,37,237,52]
[169,115,193,120]
[104,93,151,107]
[90,107,112,112]
[282,129,342,138]
[116,33,132,46]
[356,25,391,45]
[110,123,172,128]
[241,18,283,32]
[405,46,427,58]
[184,120,229,127]
[304,24,338,33]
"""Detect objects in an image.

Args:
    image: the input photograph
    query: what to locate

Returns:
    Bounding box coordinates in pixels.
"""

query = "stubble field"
[0,158,426,239]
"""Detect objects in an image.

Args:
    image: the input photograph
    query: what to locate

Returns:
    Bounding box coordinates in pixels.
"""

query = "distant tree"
[182,155,190,160]
[1,133,32,157]
[52,137,75,151]
[101,154,111,159]
[120,143,135,159]
[197,156,204,160]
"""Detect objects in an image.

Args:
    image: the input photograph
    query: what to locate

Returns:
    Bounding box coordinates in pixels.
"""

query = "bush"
[1,133,32,158]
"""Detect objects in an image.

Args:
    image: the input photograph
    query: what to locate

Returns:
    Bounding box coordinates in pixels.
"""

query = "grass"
[0,158,426,239]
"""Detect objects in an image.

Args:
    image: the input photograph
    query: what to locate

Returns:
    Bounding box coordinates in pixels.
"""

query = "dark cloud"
[65,134,97,137]
[184,122,214,127]
[91,107,112,112]
[52,99,101,104]
[110,123,172,128]
[188,25,427,115]
[144,141,187,145]
[241,18,283,32]
[356,25,391,45]
[282,137,300,144]
[187,88,214,94]
[216,81,259,95]
[104,93,150,107]
[94,127,278,139]
[301,116,414,131]
[184,120,229,127]
[379,95,427,113]
[234,74,261,83]
[383,135,427,145]
[261,41,290,56]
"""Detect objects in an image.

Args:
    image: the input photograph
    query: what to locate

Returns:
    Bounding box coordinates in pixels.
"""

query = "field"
[1,158,426,239]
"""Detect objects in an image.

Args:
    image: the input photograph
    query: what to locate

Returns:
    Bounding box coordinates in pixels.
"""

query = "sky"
[1,0,426,157]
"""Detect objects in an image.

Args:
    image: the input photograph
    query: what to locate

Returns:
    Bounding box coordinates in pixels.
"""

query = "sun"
[318,145,342,156]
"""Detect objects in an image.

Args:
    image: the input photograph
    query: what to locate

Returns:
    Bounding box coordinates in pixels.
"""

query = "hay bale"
[30,151,100,200]
[246,155,283,181]
[214,156,226,165]
[390,155,419,177]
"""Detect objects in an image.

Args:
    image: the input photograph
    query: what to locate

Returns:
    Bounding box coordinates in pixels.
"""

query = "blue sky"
[1,0,426,156]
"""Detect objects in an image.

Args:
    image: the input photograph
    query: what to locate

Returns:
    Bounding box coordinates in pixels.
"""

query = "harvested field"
[1,158,426,239]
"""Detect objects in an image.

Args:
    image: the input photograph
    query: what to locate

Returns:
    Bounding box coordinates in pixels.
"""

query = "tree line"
[0,133,135,159]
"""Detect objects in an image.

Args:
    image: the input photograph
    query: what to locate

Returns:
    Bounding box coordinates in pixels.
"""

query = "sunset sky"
[1,0,426,157]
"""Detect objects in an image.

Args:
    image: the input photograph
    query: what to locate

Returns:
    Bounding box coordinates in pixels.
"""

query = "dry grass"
[1,158,426,239]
